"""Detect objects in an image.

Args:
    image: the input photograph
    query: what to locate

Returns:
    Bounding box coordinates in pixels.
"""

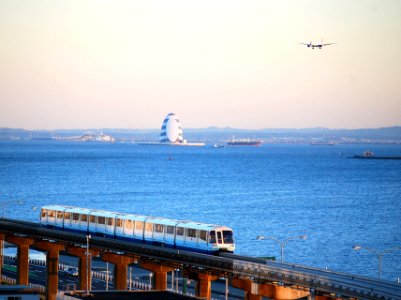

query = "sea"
[0,141,400,281]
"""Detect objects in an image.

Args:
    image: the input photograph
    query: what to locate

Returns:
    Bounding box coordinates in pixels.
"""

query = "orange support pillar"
[232,278,262,300]
[0,233,5,284]
[35,240,65,300]
[67,246,99,291]
[140,261,175,291]
[6,235,34,285]
[102,252,136,290]
[194,274,219,300]
[259,284,309,300]
[233,278,310,300]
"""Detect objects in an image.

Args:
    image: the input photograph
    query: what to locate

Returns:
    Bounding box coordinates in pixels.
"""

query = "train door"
[40,208,47,225]
[185,228,197,251]
[81,214,88,233]
[56,211,63,228]
[153,223,165,246]
[64,211,71,229]
[199,230,208,252]
[143,221,153,244]
[106,217,115,238]
[134,221,144,241]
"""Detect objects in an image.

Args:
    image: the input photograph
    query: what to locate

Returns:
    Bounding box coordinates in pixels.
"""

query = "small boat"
[353,151,401,160]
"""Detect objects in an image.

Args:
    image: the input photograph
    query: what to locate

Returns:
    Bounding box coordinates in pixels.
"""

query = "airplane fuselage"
[301,41,335,49]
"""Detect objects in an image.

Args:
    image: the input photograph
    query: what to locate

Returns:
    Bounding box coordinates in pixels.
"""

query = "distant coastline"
[0,126,401,145]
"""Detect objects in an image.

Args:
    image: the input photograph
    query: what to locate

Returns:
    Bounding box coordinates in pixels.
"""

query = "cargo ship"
[353,151,401,160]
[227,137,262,146]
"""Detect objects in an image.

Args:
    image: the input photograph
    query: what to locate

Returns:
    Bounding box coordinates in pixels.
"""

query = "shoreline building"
[160,113,184,144]
[158,113,204,146]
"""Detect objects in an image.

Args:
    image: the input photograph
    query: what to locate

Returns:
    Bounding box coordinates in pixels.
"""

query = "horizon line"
[1,125,401,132]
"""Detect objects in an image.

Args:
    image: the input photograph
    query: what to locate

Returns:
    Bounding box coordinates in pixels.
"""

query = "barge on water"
[227,137,262,146]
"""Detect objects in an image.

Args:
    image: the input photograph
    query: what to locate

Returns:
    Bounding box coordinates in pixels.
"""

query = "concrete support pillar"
[140,261,175,291]
[102,252,136,290]
[66,246,99,291]
[35,240,65,300]
[195,274,219,300]
[6,235,34,285]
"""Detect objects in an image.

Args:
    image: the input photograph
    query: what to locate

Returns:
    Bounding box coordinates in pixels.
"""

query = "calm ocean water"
[1,141,401,281]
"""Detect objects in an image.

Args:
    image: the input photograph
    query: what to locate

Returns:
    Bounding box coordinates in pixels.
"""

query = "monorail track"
[220,253,401,300]
[1,218,401,300]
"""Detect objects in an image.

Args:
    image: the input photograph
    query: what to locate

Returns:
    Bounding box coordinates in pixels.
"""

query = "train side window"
[107,218,114,226]
[48,210,55,218]
[187,228,196,238]
[73,213,79,221]
[199,230,207,241]
[98,217,105,225]
[89,215,95,223]
[176,227,184,236]
[135,221,143,231]
[155,224,164,233]
[64,212,70,220]
[166,225,175,235]
[209,231,216,243]
[41,209,47,218]
[116,218,122,227]
[57,211,63,219]
[126,220,134,230]
[81,214,88,222]
[145,223,153,232]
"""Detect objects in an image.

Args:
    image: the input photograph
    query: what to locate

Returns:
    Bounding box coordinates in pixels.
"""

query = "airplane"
[300,41,336,49]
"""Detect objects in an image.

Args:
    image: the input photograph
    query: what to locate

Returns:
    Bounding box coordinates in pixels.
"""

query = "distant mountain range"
[1,126,401,144]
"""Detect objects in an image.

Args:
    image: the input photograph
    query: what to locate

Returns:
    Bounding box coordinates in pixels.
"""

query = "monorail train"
[40,205,235,254]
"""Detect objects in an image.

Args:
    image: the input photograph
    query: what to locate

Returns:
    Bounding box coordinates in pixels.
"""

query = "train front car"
[175,222,235,254]
[209,225,235,254]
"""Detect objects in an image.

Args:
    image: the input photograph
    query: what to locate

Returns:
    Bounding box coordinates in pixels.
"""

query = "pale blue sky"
[1,0,400,129]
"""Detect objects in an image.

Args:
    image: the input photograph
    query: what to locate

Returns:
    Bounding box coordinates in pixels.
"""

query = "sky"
[1,0,401,130]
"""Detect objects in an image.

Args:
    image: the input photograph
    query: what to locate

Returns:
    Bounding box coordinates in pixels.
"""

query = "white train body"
[40,205,235,254]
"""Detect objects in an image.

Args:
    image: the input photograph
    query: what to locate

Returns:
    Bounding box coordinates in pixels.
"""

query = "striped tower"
[160,113,184,144]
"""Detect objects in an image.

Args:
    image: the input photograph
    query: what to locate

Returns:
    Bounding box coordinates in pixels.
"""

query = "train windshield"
[210,230,234,244]
[223,231,234,243]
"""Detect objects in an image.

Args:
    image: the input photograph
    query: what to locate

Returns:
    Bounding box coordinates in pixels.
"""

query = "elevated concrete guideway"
[0,218,400,300]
